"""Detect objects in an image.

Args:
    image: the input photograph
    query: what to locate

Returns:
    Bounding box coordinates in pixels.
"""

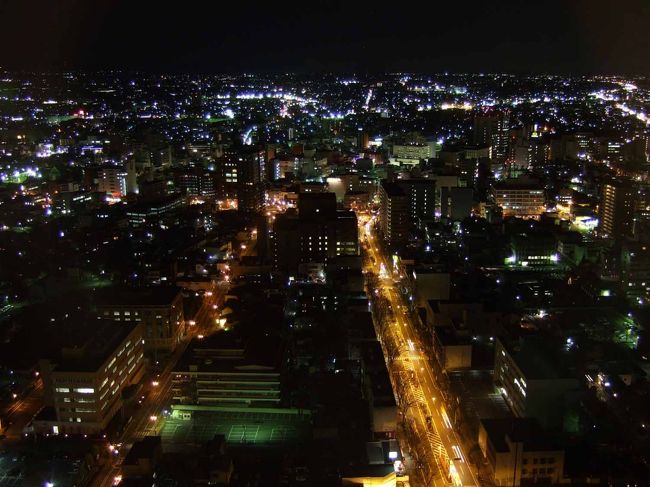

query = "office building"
[271,193,358,275]
[125,194,185,228]
[96,287,185,352]
[411,267,450,301]
[176,170,216,197]
[171,332,281,408]
[473,110,510,160]
[37,321,145,435]
[357,131,370,151]
[432,326,472,370]
[97,166,128,197]
[218,146,266,212]
[492,178,545,218]
[633,207,650,243]
[599,179,637,239]
[478,418,565,487]
[494,337,579,430]
[52,191,94,215]
[508,233,559,267]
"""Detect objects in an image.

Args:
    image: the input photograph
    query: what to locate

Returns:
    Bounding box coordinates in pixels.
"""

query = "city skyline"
[0,5,649,487]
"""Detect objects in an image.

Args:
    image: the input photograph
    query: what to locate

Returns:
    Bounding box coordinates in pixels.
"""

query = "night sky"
[1,0,649,74]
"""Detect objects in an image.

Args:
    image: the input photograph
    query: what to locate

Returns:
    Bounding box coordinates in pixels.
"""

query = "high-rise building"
[378,181,409,246]
[125,158,138,194]
[633,206,650,243]
[473,110,510,160]
[271,193,358,275]
[398,179,436,220]
[441,187,474,220]
[599,179,637,239]
[357,131,370,151]
[219,146,266,212]
[97,166,128,197]
[37,321,145,435]
[176,170,216,197]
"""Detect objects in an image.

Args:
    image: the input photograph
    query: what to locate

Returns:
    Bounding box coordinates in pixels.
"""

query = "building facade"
[96,287,185,351]
[599,179,637,239]
[494,337,579,430]
[473,110,510,160]
[271,193,358,275]
[621,241,650,306]
[97,166,128,197]
[219,146,266,212]
[171,334,281,408]
[398,179,436,220]
[378,181,409,246]
[492,179,545,218]
[38,322,145,435]
[479,418,565,487]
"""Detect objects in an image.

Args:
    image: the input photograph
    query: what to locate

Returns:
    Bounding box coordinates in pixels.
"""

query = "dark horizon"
[2,0,650,75]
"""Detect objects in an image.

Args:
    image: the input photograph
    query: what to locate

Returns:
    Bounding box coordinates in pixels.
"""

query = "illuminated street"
[1,5,650,484]
[91,282,229,487]
[360,213,480,487]
[0,379,43,441]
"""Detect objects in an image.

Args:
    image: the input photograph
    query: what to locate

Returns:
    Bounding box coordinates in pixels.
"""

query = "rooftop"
[54,321,140,373]
[480,417,560,453]
[174,331,281,374]
[123,436,162,466]
[380,181,405,197]
[499,336,573,381]
[493,176,543,190]
[95,286,181,307]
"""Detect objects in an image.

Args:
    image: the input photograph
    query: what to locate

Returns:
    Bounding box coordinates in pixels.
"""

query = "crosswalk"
[413,387,426,404]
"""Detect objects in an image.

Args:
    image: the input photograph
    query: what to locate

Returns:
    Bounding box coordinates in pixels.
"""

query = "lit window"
[75,388,95,394]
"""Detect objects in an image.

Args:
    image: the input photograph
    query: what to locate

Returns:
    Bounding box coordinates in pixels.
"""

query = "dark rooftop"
[380,181,405,197]
[174,330,281,373]
[123,436,162,466]
[480,417,560,453]
[499,336,573,380]
[95,286,181,307]
[54,321,140,373]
